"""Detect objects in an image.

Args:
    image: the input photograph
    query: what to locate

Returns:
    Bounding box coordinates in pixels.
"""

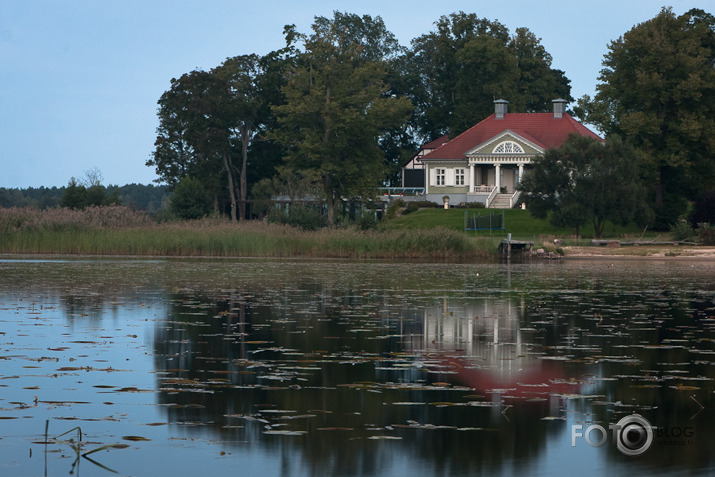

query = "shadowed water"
[0,258,713,476]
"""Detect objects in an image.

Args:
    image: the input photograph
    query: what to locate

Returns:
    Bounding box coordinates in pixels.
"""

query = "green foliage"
[384,198,406,220]
[652,193,689,231]
[356,212,378,230]
[0,184,167,212]
[406,12,572,138]
[60,178,89,209]
[577,8,715,214]
[405,200,439,214]
[271,12,413,226]
[696,223,715,245]
[149,51,290,221]
[453,202,485,209]
[59,177,120,210]
[267,205,322,231]
[383,207,647,239]
[170,176,213,220]
[518,135,652,238]
[670,220,695,241]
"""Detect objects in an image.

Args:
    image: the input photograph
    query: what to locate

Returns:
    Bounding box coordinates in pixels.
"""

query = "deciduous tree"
[406,12,572,139]
[576,8,715,228]
[272,12,412,226]
[518,135,651,238]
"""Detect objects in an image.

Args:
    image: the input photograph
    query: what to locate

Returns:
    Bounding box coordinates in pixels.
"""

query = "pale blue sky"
[0,1,704,188]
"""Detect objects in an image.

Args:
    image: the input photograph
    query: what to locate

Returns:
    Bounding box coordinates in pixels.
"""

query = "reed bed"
[0,206,499,259]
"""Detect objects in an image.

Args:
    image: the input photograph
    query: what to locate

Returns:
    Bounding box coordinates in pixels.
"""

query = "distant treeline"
[0,184,170,213]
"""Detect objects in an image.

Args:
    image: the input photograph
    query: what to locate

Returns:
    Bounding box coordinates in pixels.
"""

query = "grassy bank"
[384,208,650,240]
[0,206,500,259]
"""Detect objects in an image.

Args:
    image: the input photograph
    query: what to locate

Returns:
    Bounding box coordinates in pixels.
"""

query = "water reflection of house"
[415,297,525,372]
[409,297,580,398]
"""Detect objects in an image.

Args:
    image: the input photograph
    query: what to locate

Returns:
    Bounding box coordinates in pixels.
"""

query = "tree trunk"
[323,176,335,227]
[654,169,664,208]
[239,127,250,221]
[593,216,605,239]
[223,154,238,222]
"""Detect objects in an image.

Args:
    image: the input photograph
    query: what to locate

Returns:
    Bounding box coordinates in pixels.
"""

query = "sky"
[0,0,706,188]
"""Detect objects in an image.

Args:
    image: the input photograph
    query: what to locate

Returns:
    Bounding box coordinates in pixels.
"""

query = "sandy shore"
[562,245,715,259]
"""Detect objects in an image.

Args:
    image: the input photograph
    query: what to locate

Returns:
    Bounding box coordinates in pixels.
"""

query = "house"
[417,99,601,208]
[401,134,449,188]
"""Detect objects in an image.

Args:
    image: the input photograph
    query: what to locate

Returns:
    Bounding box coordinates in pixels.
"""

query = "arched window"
[493,141,524,154]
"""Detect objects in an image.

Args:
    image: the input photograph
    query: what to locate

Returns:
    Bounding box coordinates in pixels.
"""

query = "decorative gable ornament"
[493,141,524,154]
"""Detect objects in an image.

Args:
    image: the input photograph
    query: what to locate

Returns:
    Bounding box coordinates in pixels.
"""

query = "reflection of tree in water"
[153,289,582,476]
[521,286,715,470]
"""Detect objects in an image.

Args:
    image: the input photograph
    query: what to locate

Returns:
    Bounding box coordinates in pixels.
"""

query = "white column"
[518,163,524,184]
[469,164,475,193]
[495,163,501,190]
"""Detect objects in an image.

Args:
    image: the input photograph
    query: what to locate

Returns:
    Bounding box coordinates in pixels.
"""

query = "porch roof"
[422,113,602,161]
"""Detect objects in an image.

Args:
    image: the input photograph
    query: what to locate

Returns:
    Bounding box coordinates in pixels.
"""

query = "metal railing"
[378,187,425,196]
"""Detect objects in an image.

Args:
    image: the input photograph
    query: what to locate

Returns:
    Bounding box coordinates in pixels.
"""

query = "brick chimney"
[552,99,567,118]
[494,99,508,119]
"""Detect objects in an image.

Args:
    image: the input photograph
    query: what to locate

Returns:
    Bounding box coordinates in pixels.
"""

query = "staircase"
[488,193,513,209]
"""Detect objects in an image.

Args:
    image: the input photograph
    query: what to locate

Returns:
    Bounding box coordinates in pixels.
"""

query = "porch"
[467,162,526,208]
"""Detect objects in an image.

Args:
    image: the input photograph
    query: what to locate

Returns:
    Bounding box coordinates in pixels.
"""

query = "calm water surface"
[0,258,713,476]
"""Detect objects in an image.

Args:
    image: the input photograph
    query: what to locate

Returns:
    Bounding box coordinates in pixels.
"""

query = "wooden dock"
[499,238,534,258]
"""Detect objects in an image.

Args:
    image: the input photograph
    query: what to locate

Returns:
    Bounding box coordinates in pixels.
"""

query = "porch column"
[495,163,501,190]
[518,163,524,184]
[469,164,475,193]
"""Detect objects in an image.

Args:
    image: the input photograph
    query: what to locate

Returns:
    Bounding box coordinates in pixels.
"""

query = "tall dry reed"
[0,206,496,259]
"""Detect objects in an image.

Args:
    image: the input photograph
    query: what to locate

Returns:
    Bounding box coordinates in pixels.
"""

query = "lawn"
[382,208,651,241]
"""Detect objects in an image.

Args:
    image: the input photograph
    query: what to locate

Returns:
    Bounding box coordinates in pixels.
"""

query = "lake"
[0,258,713,476]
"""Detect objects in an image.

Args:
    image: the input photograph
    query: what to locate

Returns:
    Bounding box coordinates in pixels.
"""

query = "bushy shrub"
[404,200,439,214]
[357,212,378,230]
[267,205,322,230]
[652,194,688,231]
[170,176,212,220]
[453,202,485,209]
[670,220,695,241]
[384,198,406,220]
[696,223,715,245]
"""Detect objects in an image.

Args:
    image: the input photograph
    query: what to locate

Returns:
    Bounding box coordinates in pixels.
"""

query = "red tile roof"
[423,113,602,160]
[421,134,450,151]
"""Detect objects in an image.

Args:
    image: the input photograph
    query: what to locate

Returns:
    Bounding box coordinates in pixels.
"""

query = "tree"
[59,170,119,209]
[576,8,715,228]
[518,135,651,238]
[148,70,224,201]
[170,176,213,220]
[508,28,572,113]
[149,49,293,222]
[405,12,572,139]
[272,12,413,226]
[60,178,89,209]
[213,54,280,221]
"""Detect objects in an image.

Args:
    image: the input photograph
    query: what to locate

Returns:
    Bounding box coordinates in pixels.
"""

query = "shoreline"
[3,246,715,262]
[561,245,715,260]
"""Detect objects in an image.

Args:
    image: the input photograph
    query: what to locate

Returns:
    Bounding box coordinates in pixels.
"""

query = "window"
[436,168,446,186]
[493,141,524,154]
[455,168,465,186]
